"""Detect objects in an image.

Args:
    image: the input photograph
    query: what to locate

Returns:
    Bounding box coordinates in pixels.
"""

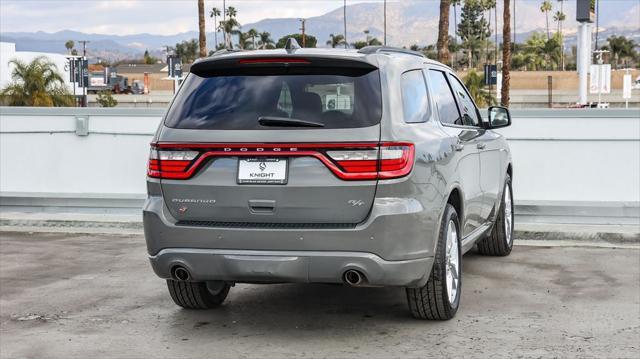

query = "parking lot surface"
[1,231,638,358]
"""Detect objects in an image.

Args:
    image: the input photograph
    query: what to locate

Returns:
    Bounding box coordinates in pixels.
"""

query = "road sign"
[623,74,632,99]
[589,64,611,94]
[483,64,497,85]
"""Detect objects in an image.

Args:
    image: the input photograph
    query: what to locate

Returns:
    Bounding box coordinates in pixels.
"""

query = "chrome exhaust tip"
[172,266,191,281]
[343,269,364,286]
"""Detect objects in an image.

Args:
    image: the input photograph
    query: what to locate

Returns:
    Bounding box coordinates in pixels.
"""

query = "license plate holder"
[237,158,288,185]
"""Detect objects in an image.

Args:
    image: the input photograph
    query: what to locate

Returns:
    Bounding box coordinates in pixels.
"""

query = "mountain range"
[1,1,638,61]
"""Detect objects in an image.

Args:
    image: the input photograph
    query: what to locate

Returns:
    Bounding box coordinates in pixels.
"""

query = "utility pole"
[77,40,90,107]
[383,0,387,46]
[344,0,348,49]
[299,18,306,47]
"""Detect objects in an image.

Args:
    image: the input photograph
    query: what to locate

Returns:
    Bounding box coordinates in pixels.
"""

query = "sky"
[0,0,639,36]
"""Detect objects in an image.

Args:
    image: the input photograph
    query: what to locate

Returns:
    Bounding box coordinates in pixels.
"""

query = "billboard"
[576,0,595,23]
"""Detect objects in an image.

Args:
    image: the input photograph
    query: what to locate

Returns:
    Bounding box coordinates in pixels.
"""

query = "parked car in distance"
[143,41,514,320]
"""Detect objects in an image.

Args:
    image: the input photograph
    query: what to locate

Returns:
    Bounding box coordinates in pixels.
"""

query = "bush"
[96,90,117,107]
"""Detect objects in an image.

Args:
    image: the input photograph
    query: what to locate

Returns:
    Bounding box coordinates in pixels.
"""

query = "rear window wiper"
[258,116,325,128]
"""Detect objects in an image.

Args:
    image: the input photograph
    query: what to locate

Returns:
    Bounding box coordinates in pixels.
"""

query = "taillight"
[326,142,414,180]
[147,142,414,181]
[147,148,199,179]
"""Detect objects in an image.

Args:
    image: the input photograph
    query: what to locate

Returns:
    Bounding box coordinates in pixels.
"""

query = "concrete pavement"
[0,232,639,358]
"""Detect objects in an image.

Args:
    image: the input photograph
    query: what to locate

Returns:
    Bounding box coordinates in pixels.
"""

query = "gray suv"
[144,43,514,320]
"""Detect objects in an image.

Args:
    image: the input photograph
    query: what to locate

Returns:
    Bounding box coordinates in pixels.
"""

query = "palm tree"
[606,35,638,69]
[0,57,74,107]
[227,6,237,18]
[553,9,566,70]
[210,7,221,50]
[247,28,258,50]
[326,33,345,48]
[220,6,240,49]
[540,0,553,40]
[451,0,461,68]
[237,32,252,50]
[65,40,74,55]
[219,18,241,49]
[258,31,274,49]
[502,0,511,106]
[198,0,207,57]
[437,0,451,65]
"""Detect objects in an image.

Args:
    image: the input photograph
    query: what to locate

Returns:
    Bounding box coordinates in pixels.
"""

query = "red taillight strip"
[148,142,414,181]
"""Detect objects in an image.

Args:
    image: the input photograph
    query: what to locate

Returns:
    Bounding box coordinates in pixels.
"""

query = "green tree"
[276,34,317,48]
[540,0,553,40]
[464,69,495,107]
[247,28,258,49]
[96,90,117,107]
[0,57,74,107]
[259,31,275,49]
[451,0,462,69]
[65,40,74,54]
[143,50,157,64]
[422,44,438,60]
[326,33,345,48]
[363,30,382,46]
[457,0,491,68]
[218,17,241,49]
[238,32,252,50]
[604,35,638,69]
[174,39,199,63]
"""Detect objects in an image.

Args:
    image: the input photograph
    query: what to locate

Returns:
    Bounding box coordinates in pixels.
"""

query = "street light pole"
[77,40,90,107]
[344,0,348,49]
[384,0,387,46]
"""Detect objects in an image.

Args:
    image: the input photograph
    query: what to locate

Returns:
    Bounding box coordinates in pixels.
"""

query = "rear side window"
[448,74,481,127]
[400,70,430,123]
[164,70,382,130]
[427,70,461,125]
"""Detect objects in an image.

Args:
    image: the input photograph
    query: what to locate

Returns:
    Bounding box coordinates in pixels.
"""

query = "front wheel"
[406,203,461,320]
[477,174,514,256]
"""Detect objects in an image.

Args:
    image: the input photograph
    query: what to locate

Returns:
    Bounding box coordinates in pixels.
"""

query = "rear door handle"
[477,143,486,150]
[455,144,465,151]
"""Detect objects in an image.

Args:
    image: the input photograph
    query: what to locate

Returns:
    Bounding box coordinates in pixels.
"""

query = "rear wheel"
[167,280,230,309]
[477,174,514,256]
[406,204,461,320]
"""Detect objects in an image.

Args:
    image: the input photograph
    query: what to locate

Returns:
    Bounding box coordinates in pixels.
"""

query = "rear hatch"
[150,54,412,225]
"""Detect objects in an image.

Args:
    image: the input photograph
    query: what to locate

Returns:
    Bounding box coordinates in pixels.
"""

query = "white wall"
[0,107,638,222]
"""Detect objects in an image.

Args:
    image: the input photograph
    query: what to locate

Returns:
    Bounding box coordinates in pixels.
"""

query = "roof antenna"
[285,38,301,53]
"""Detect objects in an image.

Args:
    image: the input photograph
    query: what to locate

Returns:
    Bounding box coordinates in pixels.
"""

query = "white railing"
[1,107,638,224]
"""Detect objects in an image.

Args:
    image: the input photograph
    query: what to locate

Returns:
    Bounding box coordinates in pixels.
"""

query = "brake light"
[147,149,198,179]
[326,143,414,179]
[147,142,414,180]
[238,58,310,64]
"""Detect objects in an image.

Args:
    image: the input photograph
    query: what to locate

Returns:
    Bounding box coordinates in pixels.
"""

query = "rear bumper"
[143,188,441,287]
[149,248,433,287]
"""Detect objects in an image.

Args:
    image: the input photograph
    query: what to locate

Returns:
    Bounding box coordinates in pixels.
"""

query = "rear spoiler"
[190,54,379,77]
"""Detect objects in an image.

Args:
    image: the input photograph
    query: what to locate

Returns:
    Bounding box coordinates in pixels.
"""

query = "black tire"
[166,280,230,309]
[477,174,514,256]
[406,203,461,320]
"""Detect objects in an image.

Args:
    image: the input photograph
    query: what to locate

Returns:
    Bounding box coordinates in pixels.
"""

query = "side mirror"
[487,106,512,129]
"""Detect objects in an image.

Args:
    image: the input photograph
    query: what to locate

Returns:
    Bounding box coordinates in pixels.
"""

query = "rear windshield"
[164,69,382,130]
